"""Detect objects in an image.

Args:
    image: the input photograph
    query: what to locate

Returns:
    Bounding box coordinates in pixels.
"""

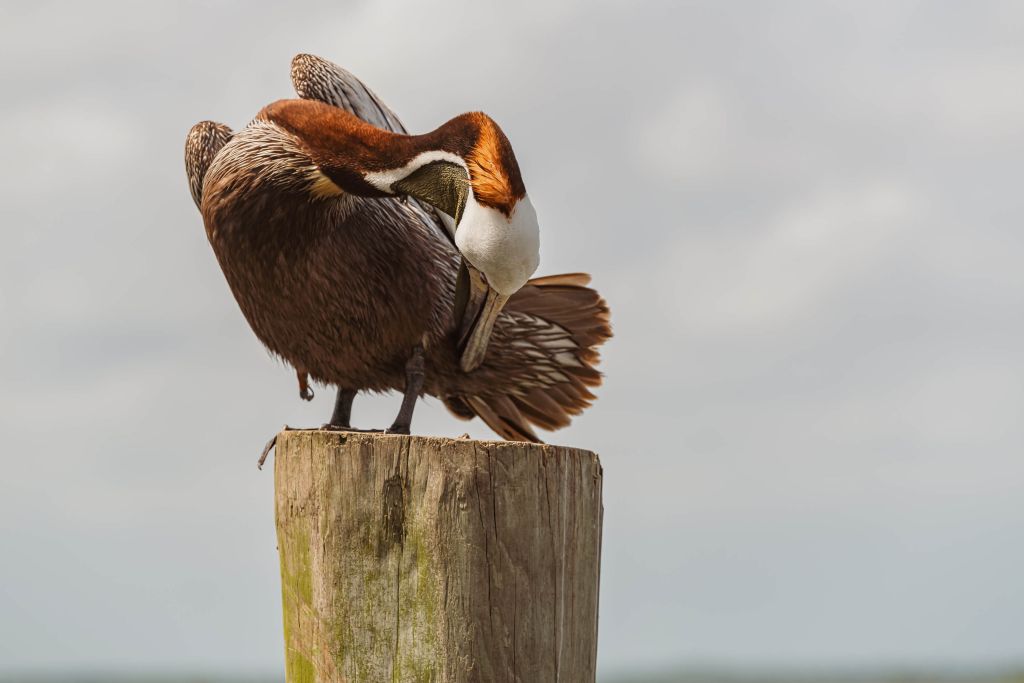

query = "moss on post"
[273,430,603,683]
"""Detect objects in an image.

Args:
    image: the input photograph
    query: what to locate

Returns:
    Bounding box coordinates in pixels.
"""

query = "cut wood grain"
[274,430,603,683]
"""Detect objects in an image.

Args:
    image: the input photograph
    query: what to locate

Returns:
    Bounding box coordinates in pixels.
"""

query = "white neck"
[456,193,540,295]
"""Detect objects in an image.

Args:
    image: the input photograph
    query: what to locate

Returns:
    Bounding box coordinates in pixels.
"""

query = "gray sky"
[1,0,1023,677]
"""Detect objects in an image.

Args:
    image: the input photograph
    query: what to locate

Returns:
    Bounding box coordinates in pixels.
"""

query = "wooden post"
[273,430,603,683]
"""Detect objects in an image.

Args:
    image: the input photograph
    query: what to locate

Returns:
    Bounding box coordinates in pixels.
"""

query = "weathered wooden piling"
[273,430,603,682]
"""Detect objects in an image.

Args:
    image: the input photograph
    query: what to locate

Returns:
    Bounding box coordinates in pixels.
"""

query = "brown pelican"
[185,54,611,451]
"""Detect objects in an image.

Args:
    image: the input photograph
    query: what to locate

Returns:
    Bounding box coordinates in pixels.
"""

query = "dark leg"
[321,388,383,434]
[327,388,356,428]
[388,345,425,434]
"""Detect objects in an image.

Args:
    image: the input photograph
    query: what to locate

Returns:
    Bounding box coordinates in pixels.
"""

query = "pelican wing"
[185,121,233,209]
[290,53,407,134]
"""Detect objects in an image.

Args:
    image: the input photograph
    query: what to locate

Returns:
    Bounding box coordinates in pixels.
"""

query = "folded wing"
[185,121,233,209]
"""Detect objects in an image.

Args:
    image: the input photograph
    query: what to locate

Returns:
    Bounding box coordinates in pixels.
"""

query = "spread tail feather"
[443,273,612,442]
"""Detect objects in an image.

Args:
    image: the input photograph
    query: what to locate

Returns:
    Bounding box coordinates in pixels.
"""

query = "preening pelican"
[185,54,610,452]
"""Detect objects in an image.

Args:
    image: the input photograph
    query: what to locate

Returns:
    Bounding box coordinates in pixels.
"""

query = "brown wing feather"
[466,396,540,443]
[443,273,612,441]
[185,121,233,209]
[290,53,407,134]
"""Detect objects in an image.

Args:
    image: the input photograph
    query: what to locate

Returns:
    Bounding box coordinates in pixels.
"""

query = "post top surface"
[275,428,600,462]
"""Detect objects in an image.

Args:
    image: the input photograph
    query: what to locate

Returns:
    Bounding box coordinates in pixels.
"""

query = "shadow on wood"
[274,430,603,682]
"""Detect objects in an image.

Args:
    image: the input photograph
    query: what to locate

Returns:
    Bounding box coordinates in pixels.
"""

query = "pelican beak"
[458,262,509,372]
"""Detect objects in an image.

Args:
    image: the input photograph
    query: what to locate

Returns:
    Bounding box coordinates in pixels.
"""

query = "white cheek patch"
[363,150,467,193]
[456,194,540,295]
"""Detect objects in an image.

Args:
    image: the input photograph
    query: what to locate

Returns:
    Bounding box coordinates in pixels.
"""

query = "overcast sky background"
[1,0,1023,678]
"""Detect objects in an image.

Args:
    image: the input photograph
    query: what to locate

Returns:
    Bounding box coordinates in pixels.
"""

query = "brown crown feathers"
[259,99,525,215]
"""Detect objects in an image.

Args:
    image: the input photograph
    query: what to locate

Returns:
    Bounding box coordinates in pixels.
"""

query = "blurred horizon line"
[3,661,1024,683]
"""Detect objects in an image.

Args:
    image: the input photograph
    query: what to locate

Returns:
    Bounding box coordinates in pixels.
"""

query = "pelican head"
[387,112,540,371]
[261,100,540,370]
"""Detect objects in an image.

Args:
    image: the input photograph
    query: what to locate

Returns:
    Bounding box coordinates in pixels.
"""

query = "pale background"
[1,1,1022,680]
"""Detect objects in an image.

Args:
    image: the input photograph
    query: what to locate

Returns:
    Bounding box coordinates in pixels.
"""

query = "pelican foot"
[319,424,384,434]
